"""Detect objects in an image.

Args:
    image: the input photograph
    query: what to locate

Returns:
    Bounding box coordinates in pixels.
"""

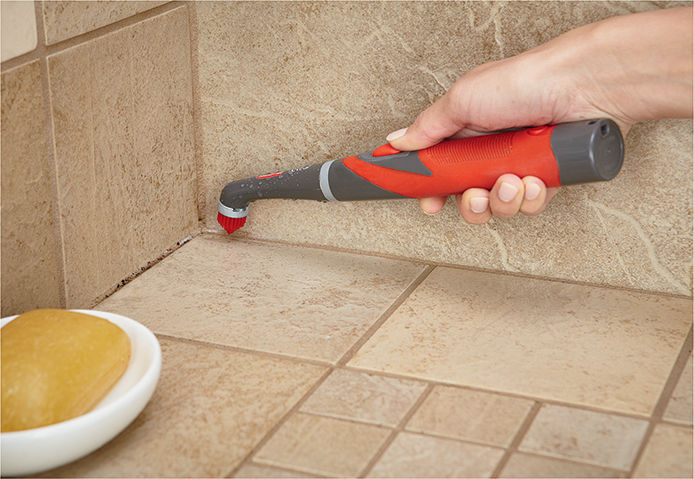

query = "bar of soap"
[1,309,131,432]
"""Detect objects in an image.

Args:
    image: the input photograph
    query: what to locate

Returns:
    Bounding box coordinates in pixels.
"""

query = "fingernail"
[386,127,407,142]
[525,182,541,201]
[470,197,489,213]
[498,182,518,202]
[421,198,438,215]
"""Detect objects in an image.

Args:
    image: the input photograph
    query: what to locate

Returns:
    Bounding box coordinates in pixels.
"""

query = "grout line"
[358,383,435,478]
[510,450,629,476]
[214,233,692,300]
[34,0,68,309]
[185,2,205,223]
[225,368,335,479]
[225,264,434,478]
[90,233,201,308]
[155,333,332,369]
[241,461,329,478]
[339,364,656,422]
[2,2,182,72]
[628,326,693,477]
[491,401,542,478]
[160,326,672,425]
[336,265,435,366]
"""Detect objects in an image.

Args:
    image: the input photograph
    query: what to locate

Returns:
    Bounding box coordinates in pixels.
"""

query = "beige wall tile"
[1,61,62,316]
[633,423,693,478]
[98,236,424,363]
[1,1,38,61]
[41,338,325,477]
[235,463,318,478]
[499,453,624,478]
[195,1,692,295]
[368,431,504,478]
[42,1,166,45]
[254,412,390,477]
[519,405,648,470]
[47,7,197,308]
[349,267,691,415]
[664,353,693,425]
[406,386,534,447]
[300,369,427,426]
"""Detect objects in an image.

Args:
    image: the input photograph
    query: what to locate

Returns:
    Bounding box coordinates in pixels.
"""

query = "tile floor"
[45,235,692,478]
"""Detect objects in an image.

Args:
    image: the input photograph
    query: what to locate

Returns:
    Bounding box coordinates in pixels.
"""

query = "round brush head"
[217,212,247,234]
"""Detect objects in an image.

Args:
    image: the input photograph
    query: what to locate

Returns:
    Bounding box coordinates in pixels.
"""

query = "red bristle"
[217,212,247,234]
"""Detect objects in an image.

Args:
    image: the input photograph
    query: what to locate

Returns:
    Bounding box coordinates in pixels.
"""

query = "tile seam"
[628,326,693,477]
[33,1,67,309]
[340,364,655,421]
[155,333,333,369]
[336,264,436,366]
[224,368,335,479]
[491,401,542,478]
[185,2,205,223]
[1,2,182,72]
[358,383,436,478]
[241,461,330,479]
[157,330,667,423]
[213,233,692,300]
[503,450,629,476]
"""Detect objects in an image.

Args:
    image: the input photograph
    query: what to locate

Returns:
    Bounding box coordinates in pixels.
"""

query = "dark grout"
[508,450,630,477]
[185,2,205,223]
[628,326,693,477]
[358,383,436,478]
[214,232,692,300]
[491,401,542,478]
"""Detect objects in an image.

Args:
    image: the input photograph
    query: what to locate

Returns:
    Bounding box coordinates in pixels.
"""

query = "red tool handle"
[343,126,561,198]
[338,119,625,200]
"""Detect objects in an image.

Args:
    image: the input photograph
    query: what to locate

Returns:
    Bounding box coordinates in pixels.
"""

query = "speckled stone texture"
[195,1,692,295]
[42,1,166,45]
[1,62,62,316]
[48,7,197,307]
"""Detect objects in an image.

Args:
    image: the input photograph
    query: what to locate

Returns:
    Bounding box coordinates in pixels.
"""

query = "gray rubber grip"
[551,119,624,185]
[219,163,325,209]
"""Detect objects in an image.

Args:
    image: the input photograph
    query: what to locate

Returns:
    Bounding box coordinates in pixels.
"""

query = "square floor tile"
[99,236,425,362]
[349,267,691,415]
[40,339,325,477]
[499,453,624,478]
[254,412,390,477]
[664,353,693,425]
[406,386,534,447]
[518,405,648,470]
[300,368,427,426]
[368,431,504,478]
[633,423,693,478]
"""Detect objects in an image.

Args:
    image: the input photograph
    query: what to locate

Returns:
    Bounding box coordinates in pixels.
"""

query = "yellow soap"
[1,309,131,432]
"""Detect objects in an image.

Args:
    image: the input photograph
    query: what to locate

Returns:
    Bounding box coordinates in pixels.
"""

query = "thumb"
[386,88,465,151]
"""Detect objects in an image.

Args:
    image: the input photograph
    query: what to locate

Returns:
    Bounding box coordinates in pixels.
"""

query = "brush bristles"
[217,212,247,234]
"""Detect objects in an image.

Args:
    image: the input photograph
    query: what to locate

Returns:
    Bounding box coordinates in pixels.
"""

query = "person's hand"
[387,6,692,224]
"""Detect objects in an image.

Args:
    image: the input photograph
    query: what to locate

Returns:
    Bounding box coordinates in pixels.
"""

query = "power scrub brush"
[217,119,623,234]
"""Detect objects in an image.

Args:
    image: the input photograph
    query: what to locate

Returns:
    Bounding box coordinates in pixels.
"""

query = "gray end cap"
[551,119,624,185]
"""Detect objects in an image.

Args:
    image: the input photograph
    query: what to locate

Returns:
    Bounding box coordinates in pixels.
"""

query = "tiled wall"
[194,1,692,296]
[2,1,691,316]
[1,2,198,315]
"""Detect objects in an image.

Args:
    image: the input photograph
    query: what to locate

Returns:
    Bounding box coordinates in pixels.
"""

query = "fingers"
[457,189,492,224]
[449,176,559,224]
[386,85,466,151]
[419,196,447,215]
[489,174,525,218]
